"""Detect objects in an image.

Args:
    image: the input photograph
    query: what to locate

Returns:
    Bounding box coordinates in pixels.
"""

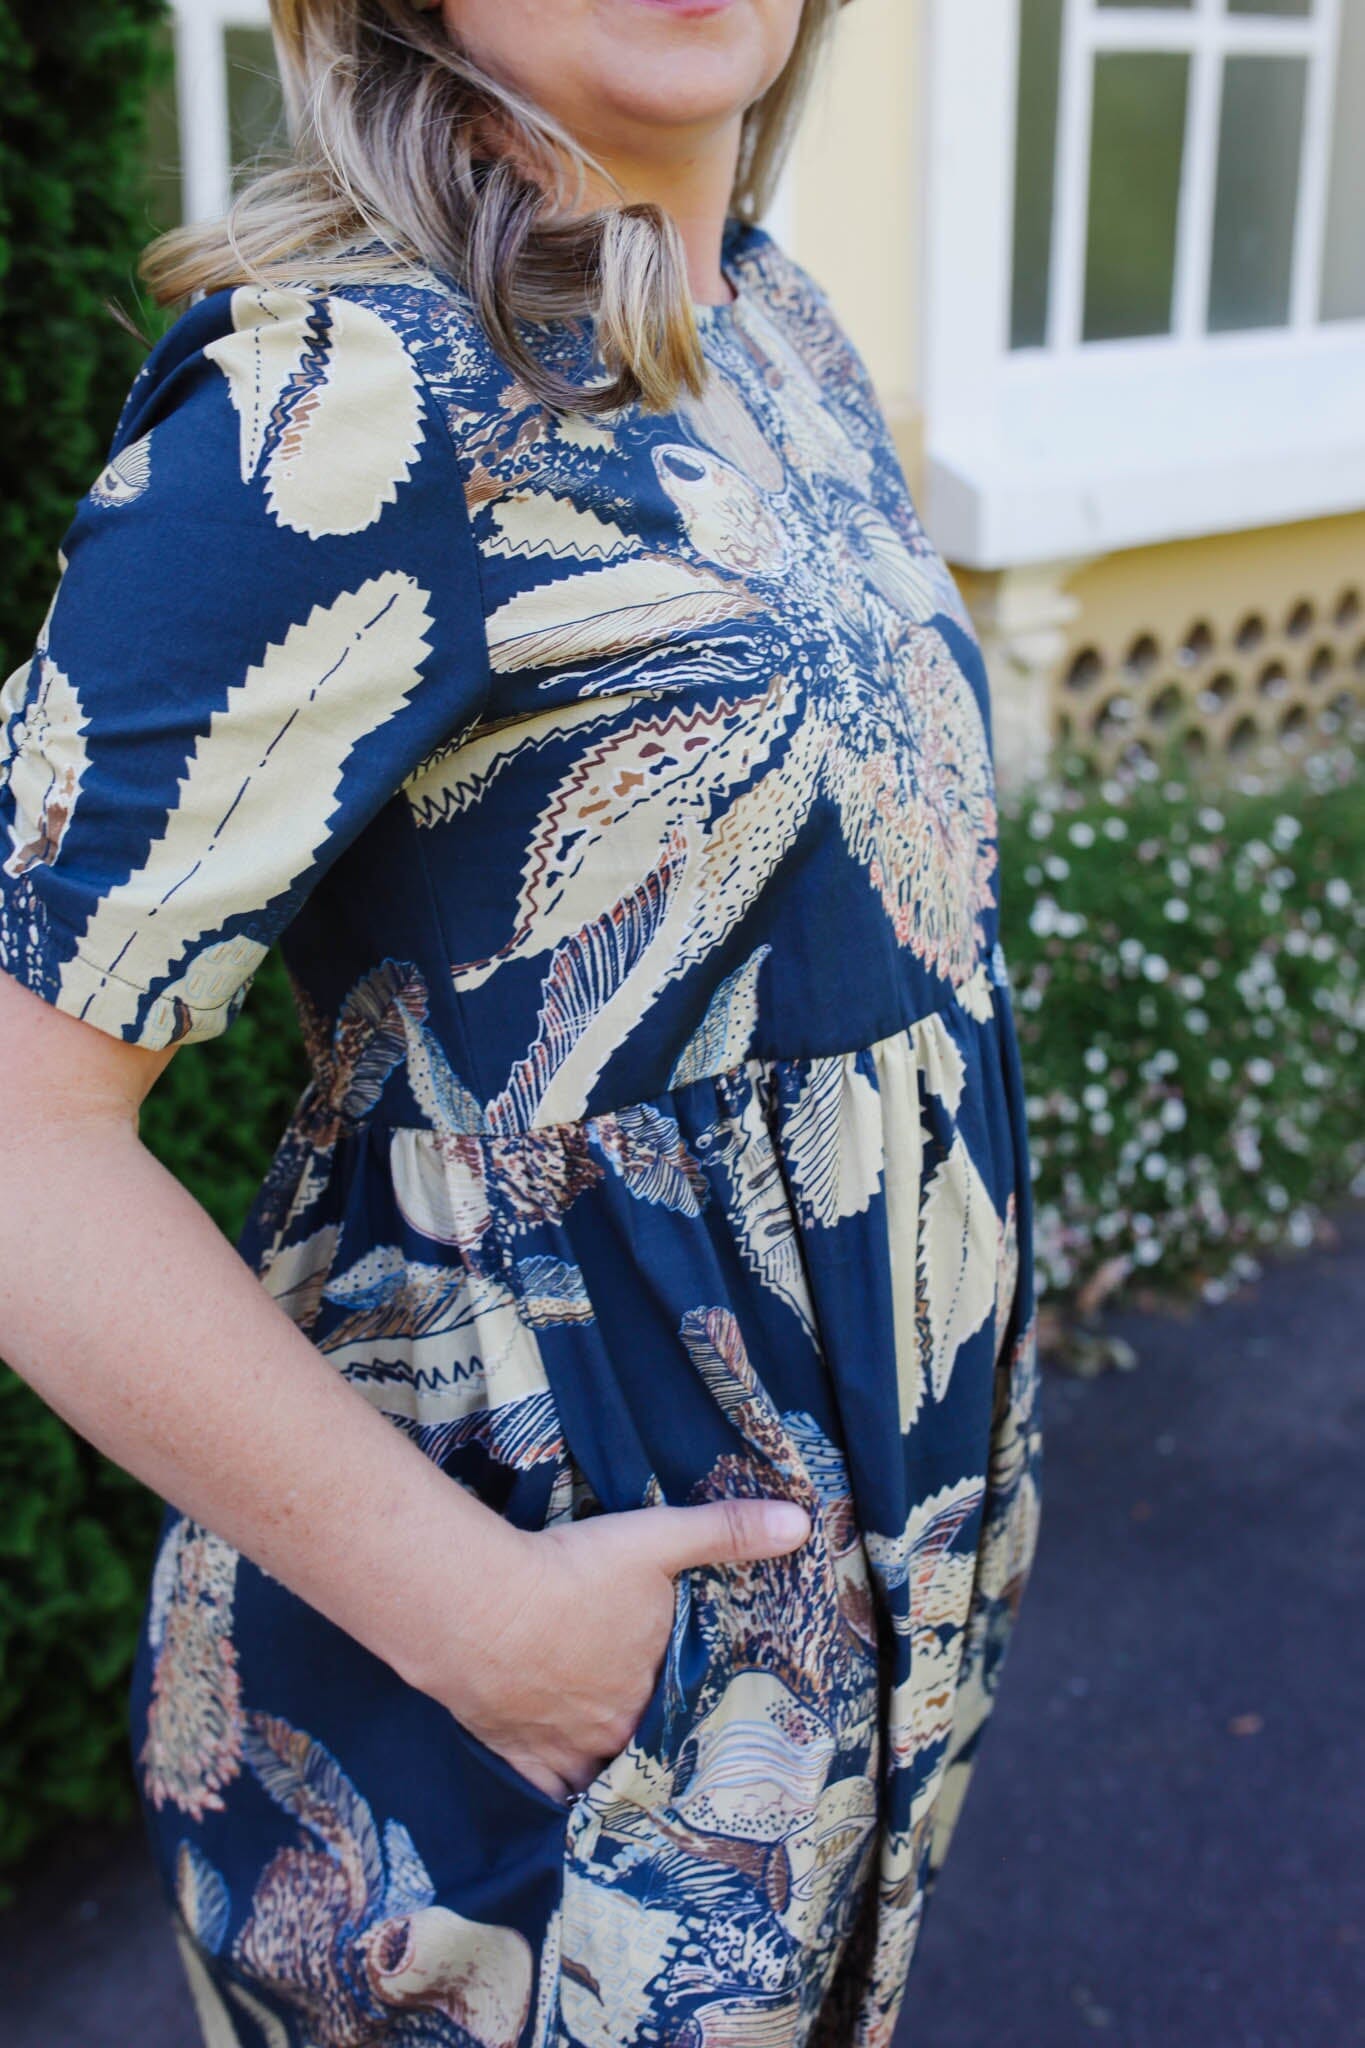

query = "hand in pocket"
[418,1495,811,1804]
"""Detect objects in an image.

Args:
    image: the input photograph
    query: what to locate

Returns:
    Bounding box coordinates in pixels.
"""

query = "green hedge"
[0,2,176,678]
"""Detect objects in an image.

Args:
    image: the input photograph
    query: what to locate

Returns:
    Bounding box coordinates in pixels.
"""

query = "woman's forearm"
[0,1110,528,1698]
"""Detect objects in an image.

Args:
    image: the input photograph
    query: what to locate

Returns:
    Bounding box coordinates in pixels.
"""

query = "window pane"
[1096,1,1192,9]
[1011,0,1064,348]
[1207,55,1307,332]
[226,27,285,191]
[1322,0,1365,320]
[1227,0,1313,16]
[1083,52,1190,342]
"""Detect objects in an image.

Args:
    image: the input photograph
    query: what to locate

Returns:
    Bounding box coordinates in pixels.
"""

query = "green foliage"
[0,1,175,678]
[1000,744,1365,1311]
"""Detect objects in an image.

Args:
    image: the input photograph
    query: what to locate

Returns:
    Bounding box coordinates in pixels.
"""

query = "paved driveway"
[3,1204,1362,2048]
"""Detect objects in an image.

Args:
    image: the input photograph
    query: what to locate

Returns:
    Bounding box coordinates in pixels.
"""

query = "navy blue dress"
[0,218,1042,2047]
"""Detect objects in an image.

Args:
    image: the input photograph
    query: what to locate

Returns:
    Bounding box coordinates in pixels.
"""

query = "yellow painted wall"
[788,0,922,481]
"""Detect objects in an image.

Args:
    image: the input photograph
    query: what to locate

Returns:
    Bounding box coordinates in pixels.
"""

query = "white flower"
[1197,806,1225,833]
[1142,953,1170,982]
[1044,853,1071,881]
[1209,1057,1232,1082]
[1091,1110,1114,1136]
[1082,1083,1108,1113]
[1246,1057,1276,1087]
[1163,897,1190,922]
[1325,877,1353,910]
[1271,812,1302,847]
[1143,1152,1168,1180]
[1186,1008,1209,1034]
[1103,815,1129,841]
[1084,1045,1109,1074]
[1160,1097,1187,1131]
[1028,809,1055,840]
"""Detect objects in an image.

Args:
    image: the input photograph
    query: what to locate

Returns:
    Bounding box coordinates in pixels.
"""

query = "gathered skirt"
[128,973,1043,2048]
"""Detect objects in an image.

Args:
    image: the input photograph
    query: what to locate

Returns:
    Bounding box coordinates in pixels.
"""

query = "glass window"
[1321,0,1365,321]
[1083,52,1190,341]
[226,26,285,190]
[1011,0,1065,347]
[1208,55,1308,331]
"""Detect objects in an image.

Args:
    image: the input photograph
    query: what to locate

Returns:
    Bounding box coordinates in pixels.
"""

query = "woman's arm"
[0,970,809,1799]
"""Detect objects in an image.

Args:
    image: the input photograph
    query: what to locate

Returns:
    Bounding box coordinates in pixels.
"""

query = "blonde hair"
[139,0,840,413]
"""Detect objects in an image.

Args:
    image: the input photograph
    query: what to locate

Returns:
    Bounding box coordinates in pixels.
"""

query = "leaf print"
[696,1073,818,1342]
[62,571,436,1041]
[917,1129,1001,1403]
[170,1844,282,2048]
[138,1521,244,1820]
[514,1252,595,1324]
[487,489,635,563]
[396,1001,487,1134]
[331,958,430,1130]
[592,1101,710,1215]
[207,287,425,537]
[174,1837,232,1955]
[670,700,823,981]
[89,429,154,507]
[863,1475,985,1641]
[485,823,695,1130]
[872,1027,927,1434]
[229,1712,535,2047]
[453,682,799,995]
[783,1053,883,1229]
[917,1009,967,1119]
[822,624,998,990]
[381,1819,438,1920]
[259,1221,340,1332]
[668,941,771,1087]
[1,654,89,878]
[403,691,629,829]
[484,554,761,672]
[402,1386,564,1471]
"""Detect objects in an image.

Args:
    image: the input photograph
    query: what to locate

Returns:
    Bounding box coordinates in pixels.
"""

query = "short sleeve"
[0,282,489,1049]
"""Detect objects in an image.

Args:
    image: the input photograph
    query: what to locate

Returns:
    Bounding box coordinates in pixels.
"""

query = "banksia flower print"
[0,217,1041,2045]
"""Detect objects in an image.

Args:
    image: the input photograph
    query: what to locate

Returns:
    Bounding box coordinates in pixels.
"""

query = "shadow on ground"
[1,1204,1362,2048]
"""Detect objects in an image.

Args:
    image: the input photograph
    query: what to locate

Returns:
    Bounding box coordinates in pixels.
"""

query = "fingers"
[634,1496,811,1573]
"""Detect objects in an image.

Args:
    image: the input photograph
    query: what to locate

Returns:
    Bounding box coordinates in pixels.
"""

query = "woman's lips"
[626,0,740,18]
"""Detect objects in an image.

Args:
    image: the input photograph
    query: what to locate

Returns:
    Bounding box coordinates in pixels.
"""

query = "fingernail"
[766,1501,811,1544]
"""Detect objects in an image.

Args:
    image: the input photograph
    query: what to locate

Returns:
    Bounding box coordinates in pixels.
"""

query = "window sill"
[923,325,1365,570]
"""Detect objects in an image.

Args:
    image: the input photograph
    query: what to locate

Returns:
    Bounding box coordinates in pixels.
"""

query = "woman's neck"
[572,116,743,307]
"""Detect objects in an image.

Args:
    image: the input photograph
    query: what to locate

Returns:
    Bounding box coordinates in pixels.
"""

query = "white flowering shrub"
[1000,739,1365,1311]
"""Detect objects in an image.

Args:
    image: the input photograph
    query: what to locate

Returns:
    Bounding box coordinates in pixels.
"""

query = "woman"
[0,0,1043,2041]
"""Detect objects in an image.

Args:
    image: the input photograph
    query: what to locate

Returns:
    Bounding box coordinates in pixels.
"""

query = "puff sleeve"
[0,282,489,1050]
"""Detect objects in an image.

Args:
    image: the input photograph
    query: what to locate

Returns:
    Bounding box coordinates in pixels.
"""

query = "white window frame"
[919,0,1365,569]
[171,0,273,224]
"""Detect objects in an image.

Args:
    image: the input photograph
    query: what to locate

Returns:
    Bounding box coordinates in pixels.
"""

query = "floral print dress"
[0,217,1042,2048]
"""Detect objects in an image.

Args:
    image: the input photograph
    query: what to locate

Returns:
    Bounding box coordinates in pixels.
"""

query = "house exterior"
[162,0,1365,792]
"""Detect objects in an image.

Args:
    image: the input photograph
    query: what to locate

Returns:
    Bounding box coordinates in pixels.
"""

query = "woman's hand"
[419,1496,812,1804]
